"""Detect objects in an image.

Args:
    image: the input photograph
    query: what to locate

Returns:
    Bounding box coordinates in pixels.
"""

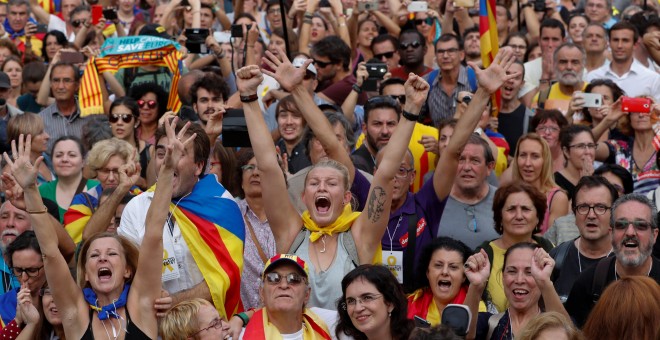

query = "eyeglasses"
[71,19,84,28]
[389,94,406,104]
[109,113,135,124]
[342,293,383,310]
[97,168,120,177]
[241,164,258,173]
[137,99,157,109]
[375,51,395,60]
[535,126,560,133]
[264,272,306,285]
[569,143,597,151]
[414,17,434,26]
[465,206,477,232]
[575,203,610,215]
[190,318,226,337]
[394,166,413,179]
[436,48,459,55]
[399,41,422,50]
[313,59,334,68]
[267,7,281,14]
[40,288,51,296]
[613,219,653,232]
[11,266,43,278]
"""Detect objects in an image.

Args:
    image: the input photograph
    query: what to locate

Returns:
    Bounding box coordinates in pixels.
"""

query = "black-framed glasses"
[264,272,306,285]
[109,113,135,124]
[11,266,43,278]
[375,51,395,60]
[190,318,225,337]
[389,94,406,104]
[436,48,459,55]
[137,99,157,109]
[569,143,597,151]
[241,164,258,173]
[313,59,334,68]
[613,219,653,232]
[414,17,434,26]
[97,168,120,177]
[399,41,422,50]
[71,19,84,28]
[575,204,610,216]
[342,293,383,310]
[465,206,477,232]
[394,166,413,179]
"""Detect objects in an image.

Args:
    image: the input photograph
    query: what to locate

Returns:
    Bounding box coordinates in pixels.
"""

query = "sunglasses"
[399,41,422,50]
[414,17,434,26]
[374,51,395,60]
[264,272,306,285]
[137,99,157,109]
[389,94,406,104]
[109,113,134,124]
[313,59,334,68]
[303,71,315,80]
[71,19,85,28]
[613,219,653,232]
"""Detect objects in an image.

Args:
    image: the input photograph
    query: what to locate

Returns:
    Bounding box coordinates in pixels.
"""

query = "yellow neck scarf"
[301,204,360,242]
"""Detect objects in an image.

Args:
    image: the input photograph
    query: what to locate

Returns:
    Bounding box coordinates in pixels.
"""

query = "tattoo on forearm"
[367,186,387,223]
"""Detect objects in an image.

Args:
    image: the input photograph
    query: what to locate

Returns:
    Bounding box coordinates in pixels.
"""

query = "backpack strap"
[486,312,505,340]
[591,256,615,303]
[467,67,477,92]
[403,212,419,293]
[537,86,551,109]
[551,239,574,282]
[427,69,439,91]
[287,228,307,254]
[341,231,360,268]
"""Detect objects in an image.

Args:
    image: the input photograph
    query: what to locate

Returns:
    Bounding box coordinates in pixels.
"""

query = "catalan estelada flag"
[479,0,501,115]
[0,288,17,327]
[78,36,183,116]
[167,174,245,318]
[244,308,331,339]
[64,184,141,244]
[38,0,60,15]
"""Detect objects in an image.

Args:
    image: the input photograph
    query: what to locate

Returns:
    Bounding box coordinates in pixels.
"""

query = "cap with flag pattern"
[262,254,309,279]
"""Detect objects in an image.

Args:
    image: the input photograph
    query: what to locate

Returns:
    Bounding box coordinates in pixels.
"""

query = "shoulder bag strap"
[244,212,268,264]
[487,312,505,340]
[403,212,419,293]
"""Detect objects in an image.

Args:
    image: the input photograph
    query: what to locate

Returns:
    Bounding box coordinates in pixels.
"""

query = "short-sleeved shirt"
[319,75,367,106]
[532,82,588,115]
[39,102,87,154]
[424,65,472,126]
[390,66,432,81]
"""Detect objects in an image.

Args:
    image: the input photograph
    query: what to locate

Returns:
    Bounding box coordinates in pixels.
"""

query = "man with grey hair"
[583,24,609,72]
[584,0,617,29]
[565,193,660,327]
[533,42,586,116]
[0,201,30,294]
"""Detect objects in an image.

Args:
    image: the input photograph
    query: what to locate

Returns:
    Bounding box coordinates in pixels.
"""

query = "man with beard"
[312,36,366,105]
[189,72,229,145]
[390,30,432,80]
[463,27,482,67]
[583,24,609,73]
[565,193,660,327]
[352,96,399,175]
[550,176,618,303]
[586,22,660,101]
[532,43,587,115]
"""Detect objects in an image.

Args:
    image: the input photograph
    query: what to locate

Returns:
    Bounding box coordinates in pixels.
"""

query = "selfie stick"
[278,0,292,59]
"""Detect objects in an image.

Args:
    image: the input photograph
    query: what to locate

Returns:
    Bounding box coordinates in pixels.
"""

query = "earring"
[388,311,391,317]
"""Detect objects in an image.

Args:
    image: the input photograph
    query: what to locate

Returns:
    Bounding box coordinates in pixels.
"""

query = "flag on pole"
[479,0,501,116]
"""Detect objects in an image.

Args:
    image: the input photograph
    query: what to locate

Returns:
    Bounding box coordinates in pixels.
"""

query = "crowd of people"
[0,0,657,338]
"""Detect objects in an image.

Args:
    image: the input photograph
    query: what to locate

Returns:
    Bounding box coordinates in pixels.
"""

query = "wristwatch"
[402,110,421,122]
[240,93,258,103]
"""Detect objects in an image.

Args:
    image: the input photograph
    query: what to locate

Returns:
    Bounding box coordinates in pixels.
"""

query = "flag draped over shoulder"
[167,175,245,318]
[78,36,183,116]
[244,308,331,339]
[479,0,501,115]
[64,185,141,244]
[0,288,17,328]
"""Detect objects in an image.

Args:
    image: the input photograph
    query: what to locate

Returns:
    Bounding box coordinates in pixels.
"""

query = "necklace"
[506,307,540,339]
[100,318,121,340]
[615,261,653,280]
[386,215,403,253]
[576,238,612,273]
[319,235,327,253]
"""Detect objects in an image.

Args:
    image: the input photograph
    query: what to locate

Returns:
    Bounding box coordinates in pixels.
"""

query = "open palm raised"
[467,47,520,95]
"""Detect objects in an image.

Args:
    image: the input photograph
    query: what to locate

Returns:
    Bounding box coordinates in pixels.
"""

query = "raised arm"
[5,135,87,333]
[28,0,50,24]
[433,47,520,201]
[531,247,569,318]
[592,98,623,162]
[130,118,193,339]
[464,249,490,340]
[237,65,302,253]
[263,47,355,183]
[351,74,429,264]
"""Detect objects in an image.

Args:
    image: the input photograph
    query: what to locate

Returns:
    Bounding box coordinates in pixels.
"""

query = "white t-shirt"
[47,15,75,42]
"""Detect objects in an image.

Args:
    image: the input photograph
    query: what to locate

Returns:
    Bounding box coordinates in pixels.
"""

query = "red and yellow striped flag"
[479,0,501,115]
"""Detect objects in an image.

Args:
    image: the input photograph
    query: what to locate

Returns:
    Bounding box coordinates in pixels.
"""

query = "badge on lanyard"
[383,251,403,283]
[162,230,180,282]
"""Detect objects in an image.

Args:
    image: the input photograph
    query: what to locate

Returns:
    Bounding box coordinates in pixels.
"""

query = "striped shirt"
[424,65,472,127]
[38,101,88,154]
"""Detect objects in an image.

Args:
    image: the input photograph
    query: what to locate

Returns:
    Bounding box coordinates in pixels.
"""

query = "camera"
[366,62,387,80]
[533,0,546,12]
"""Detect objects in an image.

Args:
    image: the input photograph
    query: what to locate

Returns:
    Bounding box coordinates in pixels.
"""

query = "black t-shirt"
[565,256,660,327]
[549,240,611,302]
[554,172,576,200]
[498,104,527,154]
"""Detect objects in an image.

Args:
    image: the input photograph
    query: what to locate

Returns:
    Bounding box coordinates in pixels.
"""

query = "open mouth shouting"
[315,196,331,215]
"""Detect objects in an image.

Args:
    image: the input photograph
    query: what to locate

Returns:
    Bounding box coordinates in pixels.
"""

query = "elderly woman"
[8,121,186,339]
[7,113,53,185]
[464,243,569,339]
[477,182,554,313]
[39,136,98,223]
[336,265,414,340]
[407,237,488,325]
[160,298,230,340]
[63,138,140,245]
